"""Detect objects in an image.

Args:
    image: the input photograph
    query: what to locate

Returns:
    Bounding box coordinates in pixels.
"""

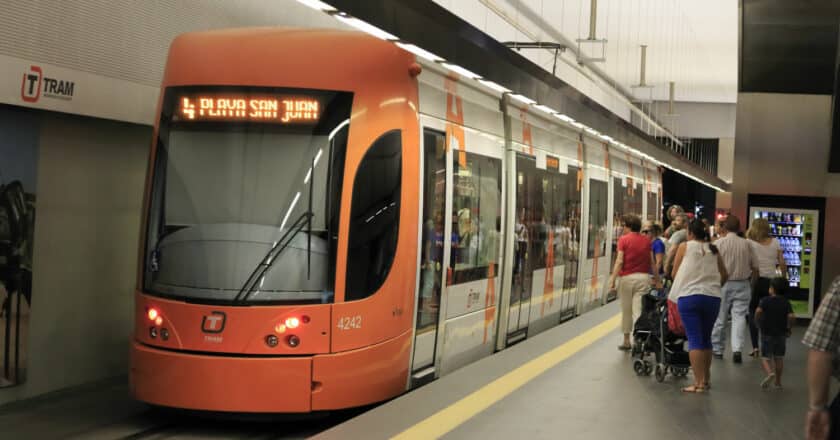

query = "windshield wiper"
[235,210,313,303]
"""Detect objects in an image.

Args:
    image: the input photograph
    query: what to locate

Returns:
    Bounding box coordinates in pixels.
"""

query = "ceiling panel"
[740,0,840,94]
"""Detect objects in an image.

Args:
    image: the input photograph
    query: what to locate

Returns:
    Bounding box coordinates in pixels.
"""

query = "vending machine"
[748,206,820,318]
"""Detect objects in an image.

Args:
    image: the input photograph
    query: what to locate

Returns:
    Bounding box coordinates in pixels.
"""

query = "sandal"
[749,349,759,357]
[618,344,632,351]
[681,385,706,393]
[704,382,711,390]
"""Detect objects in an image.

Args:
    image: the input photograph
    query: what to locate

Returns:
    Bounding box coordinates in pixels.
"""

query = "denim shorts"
[760,334,786,358]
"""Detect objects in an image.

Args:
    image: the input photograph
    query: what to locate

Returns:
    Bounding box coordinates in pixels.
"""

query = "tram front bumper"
[130,341,312,413]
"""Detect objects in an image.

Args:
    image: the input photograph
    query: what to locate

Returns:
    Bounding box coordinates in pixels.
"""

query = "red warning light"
[147,308,159,321]
[285,317,300,329]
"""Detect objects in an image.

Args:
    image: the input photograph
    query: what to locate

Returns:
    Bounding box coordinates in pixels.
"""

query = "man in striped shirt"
[711,215,757,363]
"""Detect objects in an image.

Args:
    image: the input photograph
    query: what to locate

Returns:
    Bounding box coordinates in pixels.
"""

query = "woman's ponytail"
[688,219,718,254]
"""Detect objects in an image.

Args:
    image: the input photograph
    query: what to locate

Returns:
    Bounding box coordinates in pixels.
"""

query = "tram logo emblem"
[21,65,42,103]
[20,64,75,103]
[201,311,226,333]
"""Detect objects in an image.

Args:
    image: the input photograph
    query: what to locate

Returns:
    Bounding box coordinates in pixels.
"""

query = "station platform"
[0,301,815,439]
[319,302,812,440]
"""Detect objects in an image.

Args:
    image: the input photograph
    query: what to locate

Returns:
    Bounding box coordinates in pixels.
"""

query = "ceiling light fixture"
[334,14,398,40]
[294,0,337,12]
[532,104,556,115]
[440,63,482,80]
[478,79,511,94]
[395,42,443,62]
[509,94,536,106]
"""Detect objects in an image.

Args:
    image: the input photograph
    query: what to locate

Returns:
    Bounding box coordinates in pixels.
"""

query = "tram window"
[512,154,575,303]
[564,165,582,286]
[612,177,625,267]
[646,190,658,221]
[587,179,608,259]
[450,153,502,285]
[626,180,643,218]
[345,130,402,300]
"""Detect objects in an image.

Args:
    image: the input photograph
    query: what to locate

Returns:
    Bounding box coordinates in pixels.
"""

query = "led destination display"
[177,94,320,123]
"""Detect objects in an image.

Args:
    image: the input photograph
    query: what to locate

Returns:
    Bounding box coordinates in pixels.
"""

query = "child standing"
[755,277,796,389]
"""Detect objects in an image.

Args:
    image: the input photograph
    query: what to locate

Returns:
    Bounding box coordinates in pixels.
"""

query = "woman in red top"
[609,214,657,350]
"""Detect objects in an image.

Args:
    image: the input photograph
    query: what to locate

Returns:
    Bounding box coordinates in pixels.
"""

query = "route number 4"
[337,315,362,330]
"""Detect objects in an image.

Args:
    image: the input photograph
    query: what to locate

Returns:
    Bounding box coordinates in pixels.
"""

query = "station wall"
[732,92,840,297]
[0,105,149,406]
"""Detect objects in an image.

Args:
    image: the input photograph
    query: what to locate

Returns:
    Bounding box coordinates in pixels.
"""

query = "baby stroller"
[631,288,691,382]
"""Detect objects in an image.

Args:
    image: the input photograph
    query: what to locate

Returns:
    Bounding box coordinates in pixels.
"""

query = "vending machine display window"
[748,206,820,318]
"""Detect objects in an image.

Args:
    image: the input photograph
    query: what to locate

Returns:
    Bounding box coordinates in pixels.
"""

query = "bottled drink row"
[780,236,802,252]
[771,223,802,236]
[760,212,804,224]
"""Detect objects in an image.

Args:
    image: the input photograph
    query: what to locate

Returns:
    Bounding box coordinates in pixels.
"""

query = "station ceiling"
[740,0,840,95]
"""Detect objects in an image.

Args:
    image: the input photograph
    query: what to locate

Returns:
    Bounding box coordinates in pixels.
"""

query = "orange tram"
[130,28,664,413]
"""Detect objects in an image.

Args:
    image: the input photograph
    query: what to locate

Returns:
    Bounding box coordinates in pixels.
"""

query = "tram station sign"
[0,54,156,125]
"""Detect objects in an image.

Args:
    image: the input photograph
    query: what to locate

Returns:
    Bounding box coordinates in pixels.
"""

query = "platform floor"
[320,301,818,440]
[0,301,820,439]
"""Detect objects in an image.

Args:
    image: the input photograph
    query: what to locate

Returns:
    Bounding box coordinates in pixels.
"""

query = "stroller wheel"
[643,361,653,376]
[655,364,666,383]
[674,367,689,377]
[633,359,646,376]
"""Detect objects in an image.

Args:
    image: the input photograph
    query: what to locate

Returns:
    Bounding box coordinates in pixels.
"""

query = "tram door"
[506,154,536,344]
[411,128,448,383]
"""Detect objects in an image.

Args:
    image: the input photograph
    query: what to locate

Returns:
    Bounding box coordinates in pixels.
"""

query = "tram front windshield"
[143,87,353,304]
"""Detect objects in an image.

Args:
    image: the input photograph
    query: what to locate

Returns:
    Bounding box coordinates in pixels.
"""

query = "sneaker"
[733,352,742,363]
[761,373,775,389]
[773,383,783,390]
[713,353,723,359]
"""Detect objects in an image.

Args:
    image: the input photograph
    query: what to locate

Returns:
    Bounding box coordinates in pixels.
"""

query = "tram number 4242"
[337,315,362,330]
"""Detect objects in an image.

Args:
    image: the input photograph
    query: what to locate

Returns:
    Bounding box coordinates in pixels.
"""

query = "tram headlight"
[160,328,170,341]
[285,317,300,329]
[149,327,158,338]
[286,335,300,347]
[265,334,279,347]
[147,308,159,321]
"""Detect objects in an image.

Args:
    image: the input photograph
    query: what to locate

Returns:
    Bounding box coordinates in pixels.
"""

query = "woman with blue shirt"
[643,221,666,279]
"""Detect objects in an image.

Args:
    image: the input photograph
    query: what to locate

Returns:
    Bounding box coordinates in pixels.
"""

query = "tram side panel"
[312,49,421,410]
[415,68,506,377]
[577,138,611,313]
[506,108,583,339]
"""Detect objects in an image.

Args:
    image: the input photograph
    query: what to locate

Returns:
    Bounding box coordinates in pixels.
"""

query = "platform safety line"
[392,313,621,440]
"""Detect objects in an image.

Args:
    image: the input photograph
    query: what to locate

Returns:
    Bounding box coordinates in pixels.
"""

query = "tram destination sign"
[176,93,320,124]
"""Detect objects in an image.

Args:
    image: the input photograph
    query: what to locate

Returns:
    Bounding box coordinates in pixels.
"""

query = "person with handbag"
[669,219,728,393]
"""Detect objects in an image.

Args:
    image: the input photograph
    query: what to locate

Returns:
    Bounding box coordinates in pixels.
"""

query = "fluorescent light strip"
[320,10,723,192]
[395,42,443,62]
[532,104,556,115]
[334,14,397,40]
[478,79,511,94]
[294,0,337,11]
[440,62,482,80]
[509,94,536,106]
